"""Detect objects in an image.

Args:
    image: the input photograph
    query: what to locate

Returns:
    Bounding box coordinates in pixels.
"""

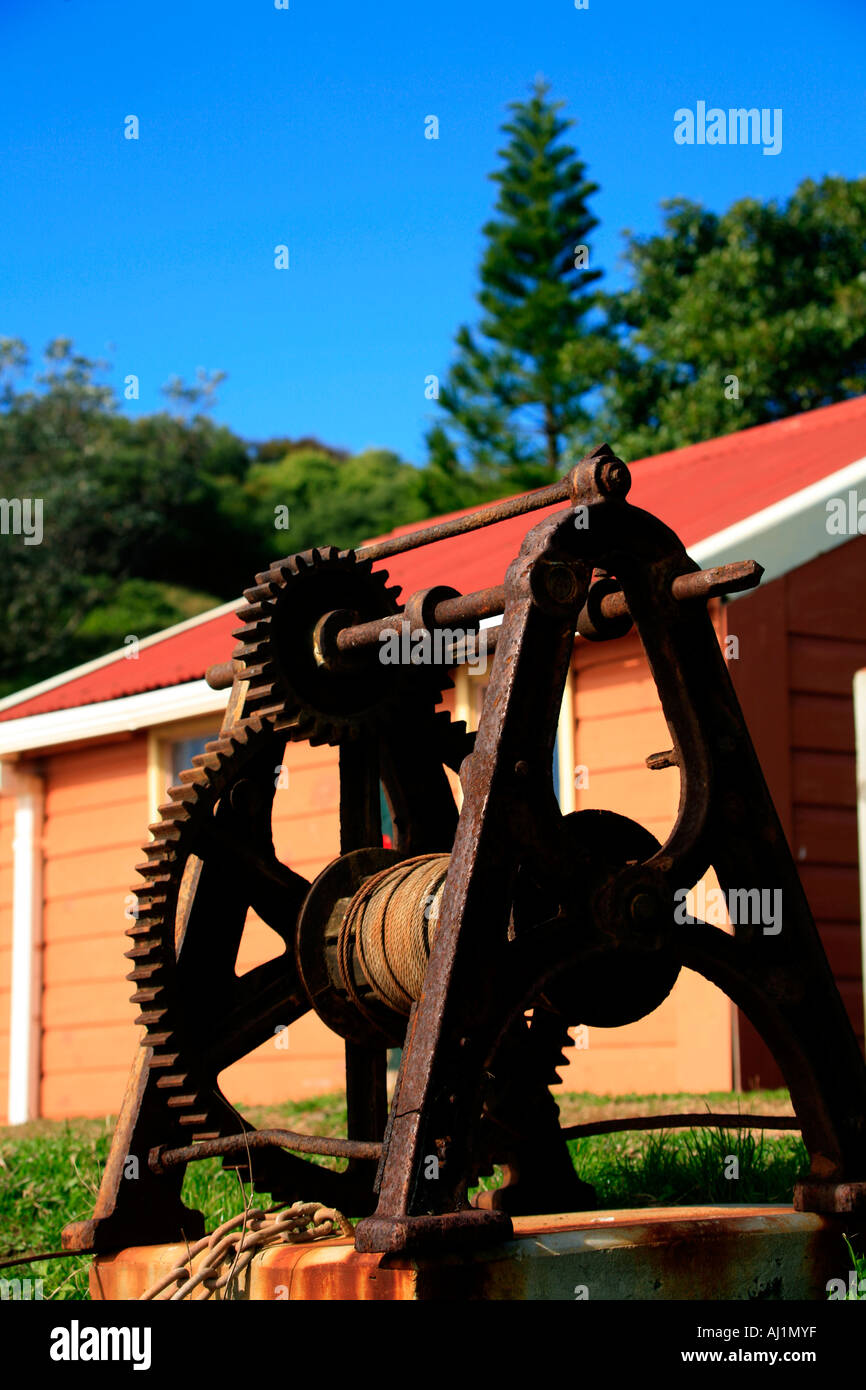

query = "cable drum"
[337,854,450,1015]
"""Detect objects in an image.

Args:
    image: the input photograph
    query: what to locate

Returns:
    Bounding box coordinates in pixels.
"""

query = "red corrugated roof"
[0,608,241,723]
[3,394,866,724]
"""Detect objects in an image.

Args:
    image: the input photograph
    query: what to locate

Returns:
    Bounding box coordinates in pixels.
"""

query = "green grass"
[0,1089,844,1301]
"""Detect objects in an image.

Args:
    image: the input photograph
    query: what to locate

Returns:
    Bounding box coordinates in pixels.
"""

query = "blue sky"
[2,0,863,462]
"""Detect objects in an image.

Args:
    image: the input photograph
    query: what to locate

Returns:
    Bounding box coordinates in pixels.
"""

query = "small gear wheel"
[233,546,451,747]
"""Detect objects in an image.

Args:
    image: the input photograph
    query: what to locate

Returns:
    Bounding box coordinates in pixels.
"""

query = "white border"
[1,763,44,1123]
[691,455,866,595]
[0,680,229,757]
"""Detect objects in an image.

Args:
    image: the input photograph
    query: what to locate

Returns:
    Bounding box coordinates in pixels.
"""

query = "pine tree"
[428,78,608,488]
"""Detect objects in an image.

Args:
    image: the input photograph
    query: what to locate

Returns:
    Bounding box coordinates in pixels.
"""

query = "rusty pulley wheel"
[513,809,681,1028]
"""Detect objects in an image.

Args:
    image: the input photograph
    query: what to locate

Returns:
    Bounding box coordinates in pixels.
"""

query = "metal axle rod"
[151,1129,383,1174]
[205,561,763,689]
[323,560,763,668]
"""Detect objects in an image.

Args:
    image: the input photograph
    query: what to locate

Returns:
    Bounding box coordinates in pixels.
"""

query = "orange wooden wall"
[556,610,735,1095]
[40,734,150,1118]
[222,739,344,1109]
[730,533,866,1086]
[36,732,347,1121]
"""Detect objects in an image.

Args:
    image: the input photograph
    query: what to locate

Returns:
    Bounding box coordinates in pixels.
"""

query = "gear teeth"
[125,715,297,1194]
[188,751,224,774]
[243,582,279,603]
[253,565,285,586]
[177,767,208,787]
[166,784,199,805]
[237,662,275,684]
[147,1057,180,1074]
[134,1009,168,1028]
[129,987,161,1004]
[134,860,174,877]
[232,635,268,658]
[126,914,167,935]
[126,960,164,981]
[148,822,183,843]
[309,723,336,748]
[247,704,287,725]
[141,1032,176,1050]
[274,711,316,737]
[124,935,158,952]
[124,943,159,960]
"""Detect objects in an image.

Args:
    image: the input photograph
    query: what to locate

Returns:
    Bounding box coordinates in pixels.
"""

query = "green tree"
[428,77,610,488]
[0,340,246,695]
[0,339,489,698]
[582,176,866,461]
[233,446,431,553]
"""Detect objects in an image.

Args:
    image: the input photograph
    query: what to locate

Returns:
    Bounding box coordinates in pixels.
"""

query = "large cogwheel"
[125,716,310,1151]
[233,546,452,747]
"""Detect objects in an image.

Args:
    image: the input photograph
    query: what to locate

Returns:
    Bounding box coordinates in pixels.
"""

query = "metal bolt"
[544,562,579,604]
[598,458,631,497]
[630,891,660,924]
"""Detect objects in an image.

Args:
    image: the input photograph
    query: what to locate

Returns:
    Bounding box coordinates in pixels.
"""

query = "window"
[170,735,213,787]
[147,719,221,821]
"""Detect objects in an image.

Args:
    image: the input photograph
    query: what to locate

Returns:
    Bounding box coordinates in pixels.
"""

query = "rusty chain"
[138,1200,353,1301]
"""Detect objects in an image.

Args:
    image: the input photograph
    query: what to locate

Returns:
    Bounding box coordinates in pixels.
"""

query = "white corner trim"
[557,665,576,815]
[691,454,866,595]
[2,764,44,1124]
[854,669,866,1050]
[0,598,241,717]
[0,680,229,757]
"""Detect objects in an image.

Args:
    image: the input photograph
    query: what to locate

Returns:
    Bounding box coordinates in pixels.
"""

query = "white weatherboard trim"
[556,665,576,815]
[854,669,866,1046]
[1,763,44,1124]
[0,680,229,757]
[691,454,866,596]
[0,597,241,716]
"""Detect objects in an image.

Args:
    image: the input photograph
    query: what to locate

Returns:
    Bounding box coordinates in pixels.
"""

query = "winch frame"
[62,445,866,1260]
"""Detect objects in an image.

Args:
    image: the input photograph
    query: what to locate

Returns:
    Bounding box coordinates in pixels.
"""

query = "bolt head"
[544,563,579,604]
[629,890,660,924]
[598,458,631,497]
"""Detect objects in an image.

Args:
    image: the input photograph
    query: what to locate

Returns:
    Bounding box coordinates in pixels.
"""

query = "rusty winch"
[63,445,866,1259]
